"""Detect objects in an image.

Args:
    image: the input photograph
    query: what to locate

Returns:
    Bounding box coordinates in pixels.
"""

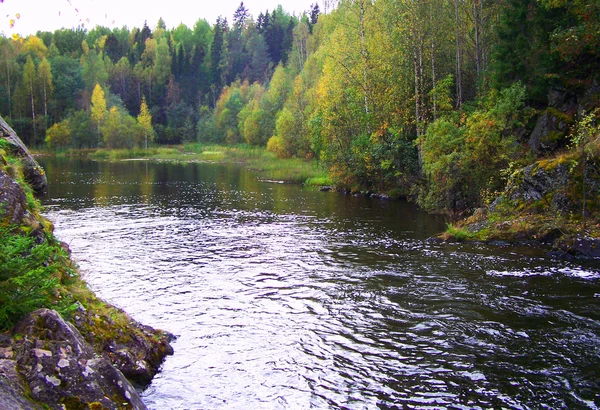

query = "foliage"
[45,120,71,149]
[0,226,77,330]
[1,0,599,216]
[418,83,527,214]
[101,106,140,149]
[90,83,107,139]
[137,97,154,149]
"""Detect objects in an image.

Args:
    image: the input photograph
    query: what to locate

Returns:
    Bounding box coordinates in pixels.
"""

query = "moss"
[546,107,575,125]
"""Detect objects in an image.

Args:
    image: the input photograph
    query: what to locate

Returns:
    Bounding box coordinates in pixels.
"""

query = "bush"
[0,227,73,330]
[45,121,72,149]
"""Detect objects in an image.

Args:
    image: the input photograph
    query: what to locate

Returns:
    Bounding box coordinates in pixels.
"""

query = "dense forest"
[1,0,599,217]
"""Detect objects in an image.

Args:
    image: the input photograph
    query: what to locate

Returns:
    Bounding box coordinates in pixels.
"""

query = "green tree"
[45,120,71,149]
[102,106,138,148]
[81,49,108,94]
[154,37,172,86]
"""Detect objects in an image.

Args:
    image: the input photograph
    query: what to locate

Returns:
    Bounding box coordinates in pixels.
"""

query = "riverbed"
[39,157,600,409]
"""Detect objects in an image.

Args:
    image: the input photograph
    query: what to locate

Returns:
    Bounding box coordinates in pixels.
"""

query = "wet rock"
[13,309,147,410]
[69,304,174,387]
[0,168,27,225]
[0,116,47,194]
[102,322,175,386]
[553,236,600,259]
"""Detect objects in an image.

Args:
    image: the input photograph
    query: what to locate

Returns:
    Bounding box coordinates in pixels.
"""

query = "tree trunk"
[454,0,463,107]
[358,0,371,134]
[5,60,11,119]
[431,38,437,120]
[29,80,36,141]
[474,0,481,76]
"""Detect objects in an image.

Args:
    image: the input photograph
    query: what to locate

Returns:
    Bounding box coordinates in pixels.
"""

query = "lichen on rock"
[13,309,147,410]
[0,116,174,408]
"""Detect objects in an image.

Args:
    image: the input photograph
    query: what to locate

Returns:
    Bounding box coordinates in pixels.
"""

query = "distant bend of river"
[38,157,600,409]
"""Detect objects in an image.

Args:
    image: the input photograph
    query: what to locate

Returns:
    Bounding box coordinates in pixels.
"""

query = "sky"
[2,0,321,37]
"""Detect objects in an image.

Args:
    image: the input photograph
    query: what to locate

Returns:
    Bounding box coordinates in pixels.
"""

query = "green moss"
[546,107,575,125]
[444,223,474,241]
[304,176,332,186]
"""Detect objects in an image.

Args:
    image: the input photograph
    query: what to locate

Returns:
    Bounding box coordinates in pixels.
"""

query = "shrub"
[0,227,72,330]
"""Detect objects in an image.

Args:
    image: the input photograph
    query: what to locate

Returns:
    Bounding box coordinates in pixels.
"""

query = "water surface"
[39,157,600,409]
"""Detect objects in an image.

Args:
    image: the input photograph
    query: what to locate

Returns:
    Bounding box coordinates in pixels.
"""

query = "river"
[38,156,600,409]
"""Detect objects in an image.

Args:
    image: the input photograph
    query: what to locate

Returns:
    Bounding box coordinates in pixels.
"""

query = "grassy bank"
[78,143,332,186]
[1,140,172,368]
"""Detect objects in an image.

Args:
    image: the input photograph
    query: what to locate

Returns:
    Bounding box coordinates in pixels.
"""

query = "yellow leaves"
[8,12,19,28]
[23,36,48,58]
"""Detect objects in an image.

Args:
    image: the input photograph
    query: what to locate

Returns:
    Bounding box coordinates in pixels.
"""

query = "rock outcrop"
[13,309,147,410]
[499,158,572,213]
[70,304,174,386]
[0,116,174,408]
[0,168,28,225]
[0,357,42,410]
[0,116,46,194]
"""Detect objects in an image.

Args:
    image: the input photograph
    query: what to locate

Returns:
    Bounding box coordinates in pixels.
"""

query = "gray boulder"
[499,159,572,212]
[528,108,573,153]
[0,116,47,194]
[13,309,147,410]
[0,168,28,225]
[0,359,42,410]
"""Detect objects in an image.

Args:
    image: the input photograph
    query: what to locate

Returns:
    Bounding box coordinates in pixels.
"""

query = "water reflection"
[38,157,600,409]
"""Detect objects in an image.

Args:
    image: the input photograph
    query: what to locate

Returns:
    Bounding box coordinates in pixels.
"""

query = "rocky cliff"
[0,118,174,408]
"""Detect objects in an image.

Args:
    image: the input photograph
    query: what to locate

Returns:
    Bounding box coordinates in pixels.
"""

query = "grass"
[89,147,182,160]
[82,143,332,186]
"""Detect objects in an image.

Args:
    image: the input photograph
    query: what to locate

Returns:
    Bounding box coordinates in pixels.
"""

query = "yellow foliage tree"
[45,121,71,149]
[137,97,154,149]
[90,83,106,145]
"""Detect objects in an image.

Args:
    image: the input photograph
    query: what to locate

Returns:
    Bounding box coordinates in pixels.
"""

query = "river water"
[38,157,600,409]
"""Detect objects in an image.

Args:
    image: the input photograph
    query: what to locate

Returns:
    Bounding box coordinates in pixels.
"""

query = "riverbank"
[0,118,173,408]
[440,153,600,258]
[45,143,331,186]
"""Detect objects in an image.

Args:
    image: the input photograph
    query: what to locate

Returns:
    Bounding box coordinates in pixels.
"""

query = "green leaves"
[0,227,65,330]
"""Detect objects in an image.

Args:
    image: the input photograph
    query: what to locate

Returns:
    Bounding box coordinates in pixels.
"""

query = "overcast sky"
[2,0,321,37]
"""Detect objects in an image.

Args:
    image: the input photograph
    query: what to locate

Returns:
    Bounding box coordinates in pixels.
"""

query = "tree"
[23,35,47,58]
[154,37,172,86]
[22,55,36,139]
[45,120,71,149]
[570,110,600,232]
[0,37,17,118]
[137,97,154,149]
[101,106,138,148]
[81,49,108,93]
[37,57,53,130]
[90,83,107,143]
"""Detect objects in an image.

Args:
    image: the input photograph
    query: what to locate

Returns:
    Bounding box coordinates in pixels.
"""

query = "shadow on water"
[38,157,600,409]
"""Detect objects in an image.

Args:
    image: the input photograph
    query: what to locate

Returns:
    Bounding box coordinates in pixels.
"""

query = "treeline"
[0,2,319,148]
[1,0,599,215]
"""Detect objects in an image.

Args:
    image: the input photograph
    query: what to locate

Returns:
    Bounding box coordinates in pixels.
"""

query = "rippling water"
[39,157,600,409]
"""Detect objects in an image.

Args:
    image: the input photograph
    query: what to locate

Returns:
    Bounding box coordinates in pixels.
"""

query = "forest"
[1,0,599,217]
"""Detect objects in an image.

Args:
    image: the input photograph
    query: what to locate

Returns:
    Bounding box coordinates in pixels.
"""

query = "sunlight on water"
[39,158,600,409]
